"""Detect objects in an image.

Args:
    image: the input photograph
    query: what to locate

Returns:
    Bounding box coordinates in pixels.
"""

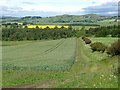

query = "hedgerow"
[90,42,106,53]
[2,27,76,41]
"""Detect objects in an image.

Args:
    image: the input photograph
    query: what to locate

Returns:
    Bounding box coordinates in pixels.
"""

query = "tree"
[24,26,28,28]
[61,26,65,29]
[45,26,50,30]
[36,26,39,29]
[54,26,58,29]
[23,22,27,25]
[68,26,72,30]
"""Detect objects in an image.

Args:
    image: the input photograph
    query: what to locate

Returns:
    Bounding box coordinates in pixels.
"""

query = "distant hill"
[1,14,117,25]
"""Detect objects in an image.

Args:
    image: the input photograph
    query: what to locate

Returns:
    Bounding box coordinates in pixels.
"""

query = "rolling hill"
[1,14,117,25]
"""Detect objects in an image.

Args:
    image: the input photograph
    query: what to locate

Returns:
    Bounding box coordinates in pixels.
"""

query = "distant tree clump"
[86,25,120,37]
[23,22,28,25]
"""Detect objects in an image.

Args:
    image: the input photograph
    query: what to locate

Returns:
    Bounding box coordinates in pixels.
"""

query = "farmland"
[1,13,119,88]
[2,37,118,88]
[73,26,98,30]
[23,25,69,29]
[3,38,76,71]
[90,37,118,46]
[1,14,117,26]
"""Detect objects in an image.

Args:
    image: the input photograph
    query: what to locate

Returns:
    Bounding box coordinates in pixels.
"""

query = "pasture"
[2,37,118,88]
[90,37,118,46]
[73,26,98,30]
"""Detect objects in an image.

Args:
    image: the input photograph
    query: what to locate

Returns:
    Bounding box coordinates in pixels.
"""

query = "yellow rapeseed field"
[23,25,69,29]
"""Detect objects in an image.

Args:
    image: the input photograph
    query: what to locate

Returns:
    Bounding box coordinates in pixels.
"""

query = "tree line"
[86,25,120,37]
[2,27,76,41]
[2,25,119,41]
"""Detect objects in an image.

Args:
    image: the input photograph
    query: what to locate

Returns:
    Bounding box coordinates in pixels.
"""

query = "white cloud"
[84,2,118,16]
[0,0,118,16]
[22,5,84,12]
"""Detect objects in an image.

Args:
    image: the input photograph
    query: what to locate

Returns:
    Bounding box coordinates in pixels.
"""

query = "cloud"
[22,2,37,5]
[0,5,85,17]
[0,0,118,17]
[83,2,118,16]
[0,5,61,17]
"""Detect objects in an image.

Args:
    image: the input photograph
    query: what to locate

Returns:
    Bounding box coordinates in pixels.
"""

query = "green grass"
[2,37,118,88]
[90,37,119,46]
[96,21,118,26]
[3,38,76,71]
[73,26,98,30]
[2,41,33,46]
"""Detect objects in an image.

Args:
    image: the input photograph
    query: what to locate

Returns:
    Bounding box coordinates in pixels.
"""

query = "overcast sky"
[0,0,119,17]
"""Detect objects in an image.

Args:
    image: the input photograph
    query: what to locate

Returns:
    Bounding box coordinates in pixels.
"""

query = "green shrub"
[107,40,120,56]
[82,36,85,40]
[84,38,91,44]
[90,42,106,53]
[82,37,91,44]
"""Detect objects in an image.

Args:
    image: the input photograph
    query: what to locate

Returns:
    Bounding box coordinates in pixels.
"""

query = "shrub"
[107,40,120,56]
[84,38,91,44]
[82,36,85,40]
[82,37,91,44]
[90,42,106,53]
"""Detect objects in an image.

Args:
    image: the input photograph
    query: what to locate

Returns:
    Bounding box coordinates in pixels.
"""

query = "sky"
[0,0,119,17]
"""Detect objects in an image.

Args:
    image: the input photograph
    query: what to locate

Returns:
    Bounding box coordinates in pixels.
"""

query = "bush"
[82,37,91,44]
[82,36,85,40]
[90,42,106,53]
[84,38,91,44]
[107,40,120,56]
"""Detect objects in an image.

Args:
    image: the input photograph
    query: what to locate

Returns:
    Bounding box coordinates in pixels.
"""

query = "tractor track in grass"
[4,39,65,63]
[11,38,94,88]
[9,38,78,88]
[3,38,118,88]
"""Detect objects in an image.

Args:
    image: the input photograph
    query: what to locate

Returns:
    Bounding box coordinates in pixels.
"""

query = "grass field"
[2,37,118,88]
[96,21,118,26]
[90,37,118,46]
[73,26,98,30]
[3,38,76,71]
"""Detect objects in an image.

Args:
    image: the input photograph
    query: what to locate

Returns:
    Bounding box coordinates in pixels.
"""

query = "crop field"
[3,38,76,71]
[73,26,98,30]
[96,21,118,26]
[23,25,69,29]
[99,19,115,22]
[2,37,118,88]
